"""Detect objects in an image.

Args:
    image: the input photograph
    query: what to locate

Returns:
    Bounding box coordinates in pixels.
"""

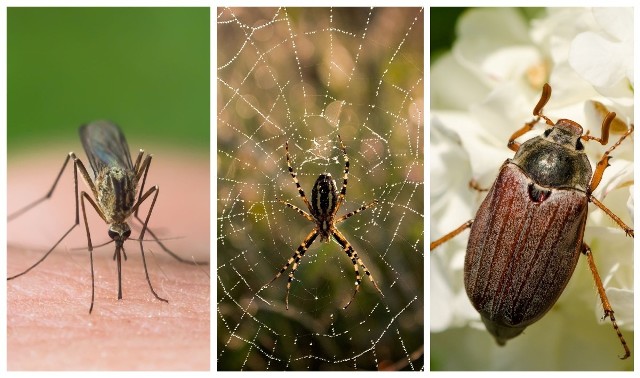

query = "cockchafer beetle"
[430,83,634,359]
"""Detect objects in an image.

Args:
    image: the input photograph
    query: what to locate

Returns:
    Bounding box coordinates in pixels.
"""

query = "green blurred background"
[429,7,465,63]
[8,7,209,157]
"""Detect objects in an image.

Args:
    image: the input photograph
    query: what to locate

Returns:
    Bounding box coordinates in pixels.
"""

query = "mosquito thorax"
[96,166,138,222]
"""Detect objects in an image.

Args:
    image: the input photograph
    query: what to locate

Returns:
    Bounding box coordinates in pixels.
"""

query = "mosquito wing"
[79,120,134,176]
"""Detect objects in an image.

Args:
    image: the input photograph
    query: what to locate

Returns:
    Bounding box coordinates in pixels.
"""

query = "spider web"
[217,7,424,371]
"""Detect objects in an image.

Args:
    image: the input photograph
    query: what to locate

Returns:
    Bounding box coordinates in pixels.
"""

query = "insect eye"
[108,229,119,240]
[543,129,552,137]
[575,138,584,150]
[108,229,131,240]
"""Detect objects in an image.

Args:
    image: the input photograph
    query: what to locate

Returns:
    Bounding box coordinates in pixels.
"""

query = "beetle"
[430,83,634,359]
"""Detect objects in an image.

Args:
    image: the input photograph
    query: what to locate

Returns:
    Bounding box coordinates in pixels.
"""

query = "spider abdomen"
[312,173,338,240]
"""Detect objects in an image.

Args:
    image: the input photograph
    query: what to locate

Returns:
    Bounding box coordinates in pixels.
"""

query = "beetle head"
[544,119,585,151]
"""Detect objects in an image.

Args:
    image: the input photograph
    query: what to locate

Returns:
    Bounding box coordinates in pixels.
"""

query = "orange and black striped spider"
[266,135,383,309]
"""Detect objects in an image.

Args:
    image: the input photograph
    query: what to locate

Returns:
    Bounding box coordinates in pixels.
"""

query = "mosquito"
[8,120,182,313]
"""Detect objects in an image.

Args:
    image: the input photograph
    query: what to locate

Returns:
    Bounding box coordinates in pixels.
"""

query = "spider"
[266,135,383,310]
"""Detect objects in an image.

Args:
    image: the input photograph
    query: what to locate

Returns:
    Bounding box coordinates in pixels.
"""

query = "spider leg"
[277,197,314,222]
[332,228,383,309]
[336,199,378,224]
[266,228,319,310]
[285,141,313,213]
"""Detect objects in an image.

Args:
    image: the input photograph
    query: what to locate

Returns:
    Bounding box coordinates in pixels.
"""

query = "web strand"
[218,7,424,371]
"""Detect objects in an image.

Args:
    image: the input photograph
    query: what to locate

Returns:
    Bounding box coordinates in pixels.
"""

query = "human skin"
[7,148,210,370]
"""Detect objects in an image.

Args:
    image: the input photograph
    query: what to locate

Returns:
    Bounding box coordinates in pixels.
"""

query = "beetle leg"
[430,220,473,251]
[588,123,634,194]
[589,197,634,237]
[469,179,489,192]
[582,242,630,360]
[587,122,634,238]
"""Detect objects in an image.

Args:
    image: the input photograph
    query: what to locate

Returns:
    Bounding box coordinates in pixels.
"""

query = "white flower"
[431,7,633,370]
[568,8,633,99]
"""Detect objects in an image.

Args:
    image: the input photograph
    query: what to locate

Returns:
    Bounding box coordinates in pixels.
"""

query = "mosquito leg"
[134,153,152,218]
[132,224,206,265]
[80,191,106,313]
[9,154,72,221]
[132,149,144,175]
[131,158,207,265]
[8,154,98,281]
[139,239,168,303]
[131,185,168,303]
[89,247,95,314]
